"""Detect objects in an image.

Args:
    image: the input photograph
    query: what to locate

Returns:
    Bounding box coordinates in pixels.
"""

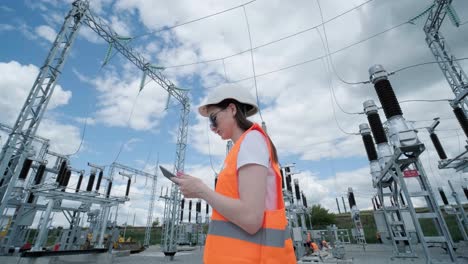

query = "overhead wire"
[388,57,468,75]
[315,27,363,116]
[164,0,375,69]
[110,91,142,164]
[242,6,263,122]
[132,0,257,39]
[316,0,369,86]
[321,56,360,136]
[206,119,219,175]
[315,0,360,135]
[202,11,455,91]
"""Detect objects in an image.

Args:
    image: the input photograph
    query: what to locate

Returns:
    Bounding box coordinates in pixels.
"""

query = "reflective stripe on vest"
[208,220,290,248]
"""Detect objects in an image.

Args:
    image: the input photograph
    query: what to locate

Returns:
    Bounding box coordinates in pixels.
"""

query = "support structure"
[0,0,187,257]
[439,185,468,241]
[423,0,468,172]
[0,0,89,231]
[144,158,159,247]
[447,181,468,240]
[347,187,366,248]
[363,65,456,262]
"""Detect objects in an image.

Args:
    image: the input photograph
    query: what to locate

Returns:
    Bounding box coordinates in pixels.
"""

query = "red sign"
[403,170,419,177]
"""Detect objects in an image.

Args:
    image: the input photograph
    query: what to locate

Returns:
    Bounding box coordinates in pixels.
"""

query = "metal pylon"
[384,148,456,263]
[0,2,88,253]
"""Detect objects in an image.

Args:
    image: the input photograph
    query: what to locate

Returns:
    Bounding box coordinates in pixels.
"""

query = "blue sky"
[1,0,468,226]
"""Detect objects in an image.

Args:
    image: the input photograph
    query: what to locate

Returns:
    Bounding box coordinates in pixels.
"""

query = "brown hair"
[209,99,279,163]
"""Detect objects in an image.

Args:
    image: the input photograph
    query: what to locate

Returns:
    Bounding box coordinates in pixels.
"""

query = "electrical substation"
[1,0,468,263]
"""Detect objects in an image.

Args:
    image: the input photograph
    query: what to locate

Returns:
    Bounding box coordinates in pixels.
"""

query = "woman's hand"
[172,172,208,199]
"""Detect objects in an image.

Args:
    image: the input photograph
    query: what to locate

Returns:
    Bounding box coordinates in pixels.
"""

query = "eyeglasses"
[209,108,225,130]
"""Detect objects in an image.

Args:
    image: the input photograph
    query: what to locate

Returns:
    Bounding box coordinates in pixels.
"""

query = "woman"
[173,84,296,263]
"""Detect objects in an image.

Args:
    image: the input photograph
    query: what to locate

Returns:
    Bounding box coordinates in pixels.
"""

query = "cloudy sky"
[1,0,467,228]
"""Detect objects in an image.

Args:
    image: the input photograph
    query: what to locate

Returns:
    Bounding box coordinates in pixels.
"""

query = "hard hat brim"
[198,99,258,117]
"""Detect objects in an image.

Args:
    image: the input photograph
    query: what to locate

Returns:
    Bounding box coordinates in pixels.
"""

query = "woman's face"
[207,104,235,140]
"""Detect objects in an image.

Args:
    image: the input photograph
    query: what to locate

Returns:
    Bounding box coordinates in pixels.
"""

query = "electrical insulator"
[280,168,285,189]
[364,104,388,144]
[214,177,218,188]
[180,199,185,222]
[62,169,72,187]
[33,164,46,185]
[285,167,292,192]
[27,193,35,204]
[56,161,67,184]
[438,188,449,205]
[86,172,96,192]
[125,178,131,197]
[371,198,376,210]
[453,106,468,137]
[76,172,83,193]
[188,200,192,223]
[348,188,356,208]
[206,203,209,215]
[301,192,308,208]
[361,130,378,161]
[196,200,201,213]
[374,197,381,209]
[430,132,447,159]
[106,181,112,198]
[96,170,103,191]
[294,180,301,200]
[371,77,402,120]
[18,159,33,180]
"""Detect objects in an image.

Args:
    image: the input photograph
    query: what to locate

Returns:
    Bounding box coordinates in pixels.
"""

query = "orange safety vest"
[311,242,319,252]
[204,123,296,264]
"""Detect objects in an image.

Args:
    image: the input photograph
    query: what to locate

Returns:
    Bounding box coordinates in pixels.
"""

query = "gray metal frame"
[0,0,190,257]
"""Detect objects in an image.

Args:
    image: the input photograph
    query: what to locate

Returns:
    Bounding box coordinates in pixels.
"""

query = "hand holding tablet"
[159,165,178,184]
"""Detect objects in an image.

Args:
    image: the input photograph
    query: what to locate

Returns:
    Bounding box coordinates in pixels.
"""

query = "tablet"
[159,165,178,184]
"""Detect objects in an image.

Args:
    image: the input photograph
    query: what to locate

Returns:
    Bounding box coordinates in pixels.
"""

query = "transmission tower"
[0,0,190,258]
[423,0,468,173]
[144,158,159,247]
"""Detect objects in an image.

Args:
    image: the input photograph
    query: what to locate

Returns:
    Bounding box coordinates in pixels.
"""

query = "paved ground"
[344,243,468,264]
[2,243,467,263]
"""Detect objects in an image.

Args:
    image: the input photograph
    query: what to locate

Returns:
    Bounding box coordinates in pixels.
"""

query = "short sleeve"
[237,130,270,170]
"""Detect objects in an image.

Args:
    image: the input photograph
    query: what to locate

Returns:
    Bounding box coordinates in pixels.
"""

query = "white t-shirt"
[237,130,278,210]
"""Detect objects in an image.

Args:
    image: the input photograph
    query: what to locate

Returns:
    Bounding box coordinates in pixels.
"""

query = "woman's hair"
[209,99,279,163]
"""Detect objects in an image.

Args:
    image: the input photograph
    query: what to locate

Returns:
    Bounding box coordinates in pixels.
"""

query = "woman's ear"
[229,103,237,116]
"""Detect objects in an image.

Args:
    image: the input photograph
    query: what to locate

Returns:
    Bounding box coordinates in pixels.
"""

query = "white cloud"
[0,61,72,125]
[0,24,14,32]
[73,64,170,131]
[11,0,468,228]
[0,60,82,156]
[35,25,57,43]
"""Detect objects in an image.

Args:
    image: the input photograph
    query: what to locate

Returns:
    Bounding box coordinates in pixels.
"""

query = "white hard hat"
[198,83,258,117]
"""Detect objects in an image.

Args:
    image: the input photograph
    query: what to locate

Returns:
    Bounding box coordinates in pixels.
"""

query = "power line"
[242,6,263,122]
[322,55,360,136]
[399,99,450,104]
[316,0,369,86]
[132,0,257,39]
[389,57,468,75]
[206,119,219,175]
[64,116,88,156]
[164,0,374,68]
[110,91,142,164]
[315,25,363,115]
[203,15,426,90]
